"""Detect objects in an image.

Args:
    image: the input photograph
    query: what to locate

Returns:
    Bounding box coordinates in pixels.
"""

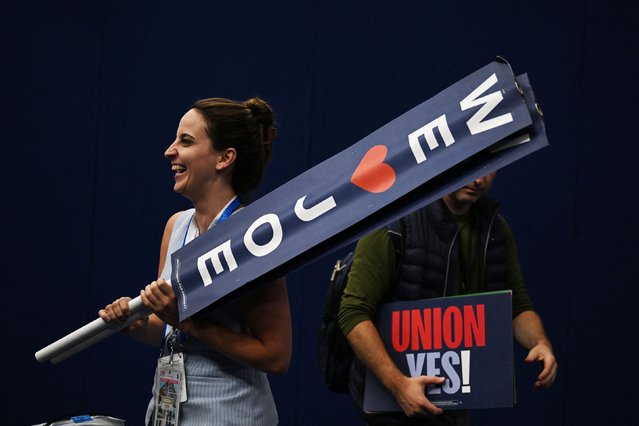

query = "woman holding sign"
[99,97,292,426]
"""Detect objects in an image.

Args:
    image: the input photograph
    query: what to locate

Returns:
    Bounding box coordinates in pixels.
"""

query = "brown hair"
[191,97,277,195]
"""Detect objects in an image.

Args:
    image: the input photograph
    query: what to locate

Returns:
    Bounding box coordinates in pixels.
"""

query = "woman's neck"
[191,187,237,234]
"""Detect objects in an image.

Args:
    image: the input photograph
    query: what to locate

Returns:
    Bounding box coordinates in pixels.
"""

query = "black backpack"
[317,222,404,393]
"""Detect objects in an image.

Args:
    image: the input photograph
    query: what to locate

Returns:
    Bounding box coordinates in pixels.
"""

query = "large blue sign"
[364,291,514,411]
[171,59,548,320]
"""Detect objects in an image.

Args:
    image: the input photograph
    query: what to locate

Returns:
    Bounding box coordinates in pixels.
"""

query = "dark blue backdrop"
[2,1,637,425]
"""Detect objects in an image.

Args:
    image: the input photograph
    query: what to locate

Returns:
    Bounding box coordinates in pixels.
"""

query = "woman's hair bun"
[245,98,274,130]
[246,98,277,165]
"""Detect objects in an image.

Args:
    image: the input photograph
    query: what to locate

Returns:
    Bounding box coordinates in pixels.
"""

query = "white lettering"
[441,351,461,394]
[408,114,454,164]
[406,353,426,378]
[244,213,283,257]
[426,352,442,394]
[460,73,513,135]
[197,240,238,287]
[294,195,337,222]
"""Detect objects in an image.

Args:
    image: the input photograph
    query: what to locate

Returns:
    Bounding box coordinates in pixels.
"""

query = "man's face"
[448,172,497,207]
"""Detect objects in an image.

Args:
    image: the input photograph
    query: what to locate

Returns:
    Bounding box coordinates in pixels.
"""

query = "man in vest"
[338,172,557,425]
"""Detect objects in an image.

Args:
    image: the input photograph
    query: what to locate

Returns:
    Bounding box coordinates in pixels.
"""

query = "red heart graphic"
[351,145,396,193]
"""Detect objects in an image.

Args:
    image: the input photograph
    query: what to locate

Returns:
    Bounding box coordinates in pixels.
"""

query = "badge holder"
[152,328,187,426]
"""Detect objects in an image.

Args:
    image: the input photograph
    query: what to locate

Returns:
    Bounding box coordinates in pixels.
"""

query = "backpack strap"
[385,220,404,257]
[384,220,405,294]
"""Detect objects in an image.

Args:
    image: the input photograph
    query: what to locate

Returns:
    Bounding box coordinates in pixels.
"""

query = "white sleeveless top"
[145,208,278,425]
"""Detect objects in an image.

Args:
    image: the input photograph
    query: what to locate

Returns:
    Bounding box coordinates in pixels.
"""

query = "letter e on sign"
[197,240,238,287]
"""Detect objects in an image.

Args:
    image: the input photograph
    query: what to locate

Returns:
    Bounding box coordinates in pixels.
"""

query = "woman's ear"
[216,148,237,171]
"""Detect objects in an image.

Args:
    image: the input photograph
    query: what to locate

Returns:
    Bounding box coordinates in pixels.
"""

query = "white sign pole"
[35,296,150,364]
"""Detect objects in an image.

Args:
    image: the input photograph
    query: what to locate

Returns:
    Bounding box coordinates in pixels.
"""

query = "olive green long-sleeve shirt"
[338,214,533,336]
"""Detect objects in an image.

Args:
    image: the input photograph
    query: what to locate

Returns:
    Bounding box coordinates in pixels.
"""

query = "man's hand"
[346,321,445,417]
[393,375,445,417]
[513,310,558,389]
[524,340,557,389]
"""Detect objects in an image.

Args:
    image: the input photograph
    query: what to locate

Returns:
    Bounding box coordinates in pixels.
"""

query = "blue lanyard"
[182,196,241,246]
[217,196,241,224]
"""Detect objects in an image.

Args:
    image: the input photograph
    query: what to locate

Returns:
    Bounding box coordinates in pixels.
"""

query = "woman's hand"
[140,278,180,327]
[98,297,149,333]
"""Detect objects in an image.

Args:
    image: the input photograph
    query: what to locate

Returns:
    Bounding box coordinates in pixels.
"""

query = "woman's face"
[165,108,220,200]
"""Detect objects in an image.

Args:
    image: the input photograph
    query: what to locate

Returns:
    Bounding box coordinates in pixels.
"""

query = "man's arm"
[339,229,444,416]
[512,310,558,388]
[346,320,444,416]
[500,218,558,389]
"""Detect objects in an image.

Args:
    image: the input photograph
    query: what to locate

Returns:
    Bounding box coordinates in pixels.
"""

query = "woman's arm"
[179,277,292,374]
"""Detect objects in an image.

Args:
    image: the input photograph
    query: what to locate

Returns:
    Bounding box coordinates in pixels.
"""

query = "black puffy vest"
[394,197,509,301]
